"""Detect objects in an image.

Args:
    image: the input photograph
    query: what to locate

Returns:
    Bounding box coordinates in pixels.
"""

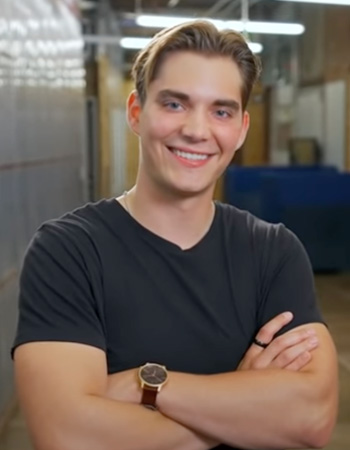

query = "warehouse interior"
[0,0,349,448]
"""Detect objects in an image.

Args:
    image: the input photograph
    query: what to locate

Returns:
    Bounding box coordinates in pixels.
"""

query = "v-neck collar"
[109,198,220,255]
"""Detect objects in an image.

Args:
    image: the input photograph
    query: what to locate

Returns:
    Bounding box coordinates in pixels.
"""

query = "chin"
[169,182,214,199]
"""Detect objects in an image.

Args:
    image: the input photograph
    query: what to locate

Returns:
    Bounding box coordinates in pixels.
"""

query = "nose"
[181,108,211,142]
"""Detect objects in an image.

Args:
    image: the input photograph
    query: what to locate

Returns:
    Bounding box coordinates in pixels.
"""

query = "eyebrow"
[156,89,189,103]
[213,99,240,112]
[156,89,241,111]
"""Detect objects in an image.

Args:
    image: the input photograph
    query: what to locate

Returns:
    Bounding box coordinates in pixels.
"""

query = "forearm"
[157,369,334,449]
[40,395,217,450]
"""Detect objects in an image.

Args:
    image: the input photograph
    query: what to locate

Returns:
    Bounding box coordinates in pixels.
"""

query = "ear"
[126,90,142,136]
[236,111,250,150]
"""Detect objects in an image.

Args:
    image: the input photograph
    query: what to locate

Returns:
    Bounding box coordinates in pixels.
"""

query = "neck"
[121,184,216,250]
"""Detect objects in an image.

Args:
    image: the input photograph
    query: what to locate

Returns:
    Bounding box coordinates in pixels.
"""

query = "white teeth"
[172,148,209,161]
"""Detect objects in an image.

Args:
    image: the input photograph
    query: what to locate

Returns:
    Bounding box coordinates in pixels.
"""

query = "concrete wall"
[0,0,86,417]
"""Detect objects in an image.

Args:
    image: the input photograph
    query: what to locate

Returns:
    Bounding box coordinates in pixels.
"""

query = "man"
[13,21,337,450]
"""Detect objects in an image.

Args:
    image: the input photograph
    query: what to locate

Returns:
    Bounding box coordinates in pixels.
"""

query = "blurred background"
[0,0,349,448]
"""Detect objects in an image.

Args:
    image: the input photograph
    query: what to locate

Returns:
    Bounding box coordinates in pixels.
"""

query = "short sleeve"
[12,219,106,357]
[256,224,324,334]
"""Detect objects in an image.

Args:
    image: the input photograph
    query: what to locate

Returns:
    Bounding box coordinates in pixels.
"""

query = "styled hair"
[131,20,262,111]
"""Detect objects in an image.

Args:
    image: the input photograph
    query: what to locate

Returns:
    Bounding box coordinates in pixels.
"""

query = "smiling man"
[13,21,337,450]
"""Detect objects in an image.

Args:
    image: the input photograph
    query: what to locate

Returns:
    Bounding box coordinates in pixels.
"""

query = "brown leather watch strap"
[141,386,158,409]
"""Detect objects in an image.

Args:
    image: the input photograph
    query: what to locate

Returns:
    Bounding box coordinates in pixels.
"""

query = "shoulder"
[25,199,119,265]
[217,202,306,267]
[41,198,115,233]
[34,198,118,241]
[217,201,295,243]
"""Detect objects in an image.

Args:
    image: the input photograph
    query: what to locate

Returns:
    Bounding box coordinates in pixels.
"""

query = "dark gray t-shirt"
[12,199,323,449]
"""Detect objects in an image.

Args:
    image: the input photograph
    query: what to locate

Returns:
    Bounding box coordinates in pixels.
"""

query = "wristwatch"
[138,362,168,410]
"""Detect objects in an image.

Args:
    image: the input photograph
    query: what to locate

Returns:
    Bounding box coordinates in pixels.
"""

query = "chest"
[101,238,259,375]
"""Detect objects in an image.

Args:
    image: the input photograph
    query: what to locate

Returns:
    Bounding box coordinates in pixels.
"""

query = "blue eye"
[165,101,182,111]
[215,109,231,118]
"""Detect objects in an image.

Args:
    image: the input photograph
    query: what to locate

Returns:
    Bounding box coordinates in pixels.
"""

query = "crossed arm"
[14,313,338,450]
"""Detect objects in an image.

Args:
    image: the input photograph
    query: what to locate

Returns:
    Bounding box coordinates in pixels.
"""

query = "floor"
[0,273,349,450]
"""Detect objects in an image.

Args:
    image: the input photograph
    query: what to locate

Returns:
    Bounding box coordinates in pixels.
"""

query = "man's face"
[128,51,250,198]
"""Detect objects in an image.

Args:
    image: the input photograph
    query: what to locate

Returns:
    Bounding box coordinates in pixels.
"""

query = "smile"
[168,147,210,161]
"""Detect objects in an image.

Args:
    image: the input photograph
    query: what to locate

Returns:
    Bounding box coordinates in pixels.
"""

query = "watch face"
[140,364,167,386]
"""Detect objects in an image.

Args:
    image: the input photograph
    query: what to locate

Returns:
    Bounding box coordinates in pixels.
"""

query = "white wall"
[293,86,325,146]
[294,81,346,170]
[324,80,346,170]
[270,83,295,165]
[270,80,347,170]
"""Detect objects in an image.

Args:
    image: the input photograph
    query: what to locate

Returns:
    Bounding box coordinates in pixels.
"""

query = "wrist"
[138,362,168,410]
[106,369,142,404]
[155,372,169,410]
[156,370,182,414]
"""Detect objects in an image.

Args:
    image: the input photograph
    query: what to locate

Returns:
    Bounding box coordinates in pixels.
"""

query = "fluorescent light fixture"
[227,20,304,35]
[137,15,223,29]
[121,37,263,53]
[136,15,304,35]
[120,37,152,49]
[277,0,350,4]
[248,42,263,53]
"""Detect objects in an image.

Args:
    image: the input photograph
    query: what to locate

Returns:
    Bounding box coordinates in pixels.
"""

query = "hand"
[238,312,319,372]
[105,368,142,404]
[108,371,220,449]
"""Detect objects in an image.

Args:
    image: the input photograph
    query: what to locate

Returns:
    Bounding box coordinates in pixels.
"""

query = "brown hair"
[131,20,261,111]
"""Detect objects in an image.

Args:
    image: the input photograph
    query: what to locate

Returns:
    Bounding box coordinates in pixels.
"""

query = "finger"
[271,336,319,369]
[255,329,317,368]
[285,351,312,371]
[244,312,294,363]
[255,311,294,347]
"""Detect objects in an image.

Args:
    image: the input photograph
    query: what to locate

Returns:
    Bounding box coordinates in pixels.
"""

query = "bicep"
[13,223,106,356]
[14,342,107,447]
[258,227,323,334]
[290,323,338,381]
[286,322,338,417]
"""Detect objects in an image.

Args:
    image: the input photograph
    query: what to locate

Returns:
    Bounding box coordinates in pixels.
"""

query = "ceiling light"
[248,42,263,53]
[137,15,223,29]
[136,15,305,35]
[120,36,263,53]
[227,20,304,35]
[277,0,350,4]
[120,37,152,49]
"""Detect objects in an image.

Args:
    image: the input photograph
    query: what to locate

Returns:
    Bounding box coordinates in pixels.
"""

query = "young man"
[13,21,337,450]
